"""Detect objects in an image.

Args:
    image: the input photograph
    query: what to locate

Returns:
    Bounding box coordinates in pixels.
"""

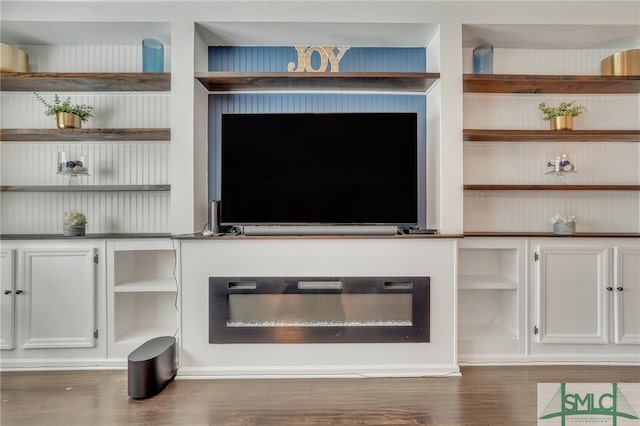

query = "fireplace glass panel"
[209,276,429,343]
[228,294,412,327]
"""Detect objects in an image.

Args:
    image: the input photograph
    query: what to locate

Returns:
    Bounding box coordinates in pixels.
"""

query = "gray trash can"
[128,336,177,399]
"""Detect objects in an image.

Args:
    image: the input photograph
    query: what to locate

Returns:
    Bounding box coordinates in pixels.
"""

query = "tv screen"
[220,112,418,226]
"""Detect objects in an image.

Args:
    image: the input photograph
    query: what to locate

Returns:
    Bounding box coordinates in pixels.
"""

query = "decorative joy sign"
[287,46,351,73]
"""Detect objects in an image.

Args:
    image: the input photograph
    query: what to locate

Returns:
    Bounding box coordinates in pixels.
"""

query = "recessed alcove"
[200,42,439,230]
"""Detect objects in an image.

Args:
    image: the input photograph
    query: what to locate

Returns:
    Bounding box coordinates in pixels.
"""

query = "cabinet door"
[21,247,96,349]
[535,246,609,344]
[613,247,640,344]
[0,249,15,350]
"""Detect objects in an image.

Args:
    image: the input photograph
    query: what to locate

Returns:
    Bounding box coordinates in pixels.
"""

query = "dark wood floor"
[1,366,638,425]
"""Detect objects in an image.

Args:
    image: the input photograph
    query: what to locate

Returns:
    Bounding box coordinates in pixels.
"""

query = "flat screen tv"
[220,112,418,227]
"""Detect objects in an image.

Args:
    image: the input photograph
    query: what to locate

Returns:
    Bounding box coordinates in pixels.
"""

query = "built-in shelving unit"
[457,238,526,358]
[107,239,178,358]
[195,72,440,92]
[460,23,639,363]
[463,74,640,94]
[1,128,171,141]
[463,70,640,234]
[0,72,171,92]
[1,64,171,235]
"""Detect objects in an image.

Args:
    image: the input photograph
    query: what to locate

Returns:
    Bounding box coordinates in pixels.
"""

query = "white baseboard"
[459,353,640,366]
[0,359,126,371]
[176,363,461,379]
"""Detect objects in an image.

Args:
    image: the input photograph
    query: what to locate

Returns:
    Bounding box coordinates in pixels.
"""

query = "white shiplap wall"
[17,44,172,73]
[463,48,640,233]
[0,45,171,235]
[1,142,170,186]
[1,93,170,129]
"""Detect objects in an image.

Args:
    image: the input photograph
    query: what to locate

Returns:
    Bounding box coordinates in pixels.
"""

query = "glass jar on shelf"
[545,154,575,176]
[57,152,89,185]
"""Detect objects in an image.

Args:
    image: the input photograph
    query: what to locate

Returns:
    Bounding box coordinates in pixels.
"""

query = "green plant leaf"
[34,92,94,122]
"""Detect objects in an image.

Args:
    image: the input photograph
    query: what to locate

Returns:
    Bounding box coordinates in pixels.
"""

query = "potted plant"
[35,93,94,129]
[538,101,586,130]
[550,213,576,235]
[63,210,87,237]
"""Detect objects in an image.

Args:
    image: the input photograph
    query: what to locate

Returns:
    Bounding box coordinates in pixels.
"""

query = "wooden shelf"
[195,72,440,93]
[0,72,171,92]
[463,74,640,94]
[1,128,170,141]
[464,129,640,142]
[464,184,640,191]
[1,185,170,192]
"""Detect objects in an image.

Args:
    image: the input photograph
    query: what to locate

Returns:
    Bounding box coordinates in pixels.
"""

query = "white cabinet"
[614,246,640,344]
[21,247,97,349]
[106,239,178,359]
[1,238,177,368]
[0,249,15,350]
[459,237,639,363]
[531,239,640,361]
[457,238,527,360]
[534,244,609,344]
[0,241,106,368]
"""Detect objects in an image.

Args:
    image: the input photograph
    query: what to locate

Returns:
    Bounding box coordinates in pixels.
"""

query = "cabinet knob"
[606,287,613,291]
[3,290,11,295]
[15,290,23,295]
[617,287,624,291]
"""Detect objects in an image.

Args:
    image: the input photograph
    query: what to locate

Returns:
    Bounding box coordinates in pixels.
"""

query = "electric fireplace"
[209,276,430,343]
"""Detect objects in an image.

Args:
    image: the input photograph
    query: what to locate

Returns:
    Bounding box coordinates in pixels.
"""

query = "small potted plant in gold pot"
[35,93,94,129]
[538,101,586,130]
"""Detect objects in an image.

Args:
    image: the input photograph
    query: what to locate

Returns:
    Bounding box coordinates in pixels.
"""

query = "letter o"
[304,46,328,72]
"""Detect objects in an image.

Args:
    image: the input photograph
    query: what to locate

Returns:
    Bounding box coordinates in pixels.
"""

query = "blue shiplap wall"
[207,47,428,225]
[208,46,426,72]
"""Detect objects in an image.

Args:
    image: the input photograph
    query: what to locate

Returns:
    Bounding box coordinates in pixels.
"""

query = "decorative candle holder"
[142,38,164,73]
[472,44,493,74]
